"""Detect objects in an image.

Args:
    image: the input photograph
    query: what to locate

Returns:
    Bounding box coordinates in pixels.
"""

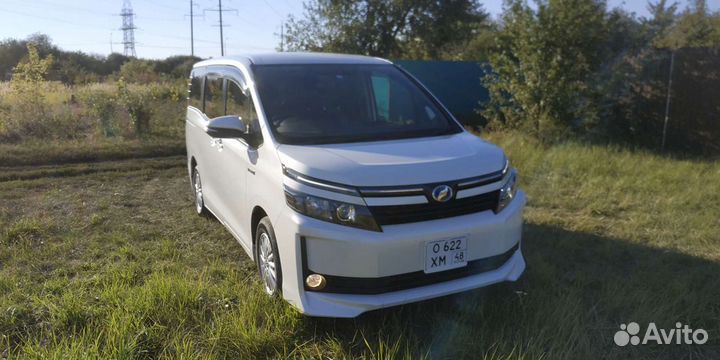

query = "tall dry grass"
[0,80,185,144]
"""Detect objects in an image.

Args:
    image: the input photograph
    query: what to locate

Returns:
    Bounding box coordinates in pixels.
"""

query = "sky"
[0,0,718,59]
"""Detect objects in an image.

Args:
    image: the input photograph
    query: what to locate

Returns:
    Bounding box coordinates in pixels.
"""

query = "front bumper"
[304,248,525,317]
[273,191,526,318]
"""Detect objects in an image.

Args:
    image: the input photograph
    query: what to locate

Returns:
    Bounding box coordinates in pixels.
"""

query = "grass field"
[0,133,718,359]
[0,137,185,167]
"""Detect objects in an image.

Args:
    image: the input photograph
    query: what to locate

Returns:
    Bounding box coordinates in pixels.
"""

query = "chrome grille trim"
[282,165,506,199]
[282,166,360,196]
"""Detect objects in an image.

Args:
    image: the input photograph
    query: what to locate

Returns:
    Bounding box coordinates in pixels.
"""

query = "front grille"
[305,243,519,295]
[369,190,500,225]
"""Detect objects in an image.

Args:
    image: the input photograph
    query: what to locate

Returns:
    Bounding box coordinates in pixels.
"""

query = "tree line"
[285,0,720,155]
[1,0,718,155]
[0,34,198,85]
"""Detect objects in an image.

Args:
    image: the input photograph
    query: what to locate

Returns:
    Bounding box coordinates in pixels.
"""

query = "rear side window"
[204,75,224,119]
[188,71,202,109]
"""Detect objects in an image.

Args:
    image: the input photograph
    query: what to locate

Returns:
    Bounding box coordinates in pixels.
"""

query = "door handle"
[210,138,223,151]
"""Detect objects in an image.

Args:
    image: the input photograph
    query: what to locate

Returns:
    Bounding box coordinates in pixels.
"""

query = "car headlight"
[285,190,380,231]
[496,168,518,213]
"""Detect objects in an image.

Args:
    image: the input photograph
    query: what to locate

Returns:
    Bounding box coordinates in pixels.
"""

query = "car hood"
[276,132,506,187]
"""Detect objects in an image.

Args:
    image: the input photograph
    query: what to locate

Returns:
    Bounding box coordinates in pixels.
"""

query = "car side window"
[188,71,203,109]
[226,80,255,121]
[204,75,224,119]
[226,79,262,146]
[371,75,390,122]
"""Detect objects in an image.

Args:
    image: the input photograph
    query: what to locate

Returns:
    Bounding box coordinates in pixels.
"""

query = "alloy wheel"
[193,169,204,214]
[258,231,278,295]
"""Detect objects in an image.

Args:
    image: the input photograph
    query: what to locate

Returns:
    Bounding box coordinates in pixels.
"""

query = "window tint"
[227,80,262,146]
[188,71,202,109]
[203,75,224,119]
[385,72,417,124]
[253,64,460,145]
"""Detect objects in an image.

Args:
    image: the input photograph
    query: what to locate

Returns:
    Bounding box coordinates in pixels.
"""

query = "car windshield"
[252,64,462,145]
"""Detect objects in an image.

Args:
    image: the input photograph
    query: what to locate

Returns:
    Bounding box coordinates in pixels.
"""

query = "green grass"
[0,132,718,359]
[0,156,185,182]
[0,137,185,167]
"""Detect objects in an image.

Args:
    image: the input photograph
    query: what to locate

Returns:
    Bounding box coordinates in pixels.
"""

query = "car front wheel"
[192,167,208,216]
[255,217,282,296]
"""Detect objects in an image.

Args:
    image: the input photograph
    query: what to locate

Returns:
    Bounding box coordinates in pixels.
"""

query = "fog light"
[305,274,326,290]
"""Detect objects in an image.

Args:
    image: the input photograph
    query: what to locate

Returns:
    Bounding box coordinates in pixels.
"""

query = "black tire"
[191,167,209,216]
[255,217,282,296]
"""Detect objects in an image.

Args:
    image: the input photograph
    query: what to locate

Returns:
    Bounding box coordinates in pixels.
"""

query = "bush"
[119,59,159,84]
[1,43,55,141]
[117,78,152,136]
[76,84,120,137]
[1,80,93,143]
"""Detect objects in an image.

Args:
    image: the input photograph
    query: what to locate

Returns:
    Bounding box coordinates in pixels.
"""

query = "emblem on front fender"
[431,185,453,203]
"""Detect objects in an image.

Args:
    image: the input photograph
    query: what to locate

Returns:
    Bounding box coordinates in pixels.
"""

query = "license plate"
[425,236,468,273]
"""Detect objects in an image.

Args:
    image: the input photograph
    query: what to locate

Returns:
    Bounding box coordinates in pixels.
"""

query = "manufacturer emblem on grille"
[431,185,453,203]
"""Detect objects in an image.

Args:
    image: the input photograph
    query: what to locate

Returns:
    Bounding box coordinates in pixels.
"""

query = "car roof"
[194,52,393,68]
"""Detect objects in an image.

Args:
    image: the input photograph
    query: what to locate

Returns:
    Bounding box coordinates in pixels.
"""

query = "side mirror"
[206,115,248,139]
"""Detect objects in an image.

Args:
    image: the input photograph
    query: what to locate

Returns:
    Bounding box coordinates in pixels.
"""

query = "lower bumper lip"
[301,248,526,318]
[302,242,520,295]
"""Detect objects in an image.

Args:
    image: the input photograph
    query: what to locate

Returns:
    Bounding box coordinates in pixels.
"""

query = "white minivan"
[185,53,526,317]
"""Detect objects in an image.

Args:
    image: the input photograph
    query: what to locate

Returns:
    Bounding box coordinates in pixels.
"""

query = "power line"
[0,1,285,57]
[0,2,208,44]
[204,0,238,56]
[136,15,184,22]
[259,0,286,52]
[4,0,113,17]
[136,44,217,49]
[0,6,113,30]
[138,31,217,45]
[260,0,284,17]
[0,5,259,41]
[280,0,302,13]
[280,22,284,52]
[224,42,276,51]
[185,0,203,57]
[140,31,271,51]
[144,0,181,11]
